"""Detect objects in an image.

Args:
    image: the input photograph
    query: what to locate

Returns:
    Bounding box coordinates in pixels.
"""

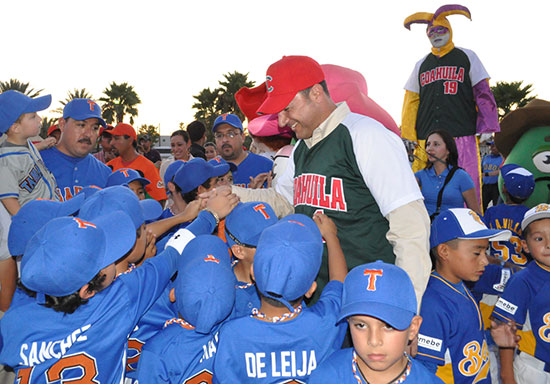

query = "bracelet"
[203,208,220,225]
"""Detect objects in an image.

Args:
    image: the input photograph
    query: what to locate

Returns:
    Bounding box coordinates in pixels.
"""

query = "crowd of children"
[0,85,548,384]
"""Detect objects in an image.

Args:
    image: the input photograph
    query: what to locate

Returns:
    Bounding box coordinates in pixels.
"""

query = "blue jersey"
[230,281,261,319]
[481,154,502,185]
[232,152,273,188]
[125,284,177,379]
[483,204,530,267]
[136,320,219,384]
[309,348,444,384]
[41,147,111,201]
[415,167,475,216]
[492,261,550,366]
[212,281,345,383]
[0,247,180,384]
[417,273,490,384]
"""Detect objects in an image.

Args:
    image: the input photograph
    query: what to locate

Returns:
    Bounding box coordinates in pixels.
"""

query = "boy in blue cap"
[0,90,58,215]
[0,187,239,383]
[416,208,519,383]
[224,201,278,318]
[106,167,151,201]
[212,216,348,382]
[492,204,550,384]
[309,261,443,383]
[136,235,236,383]
[483,164,536,268]
[209,156,237,187]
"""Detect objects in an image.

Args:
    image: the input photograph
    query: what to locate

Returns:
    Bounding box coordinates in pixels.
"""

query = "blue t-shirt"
[492,261,550,366]
[41,147,111,201]
[415,167,475,216]
[309,348,444,383]
[212,281,346,383]
[483,204,530,267]
[416,272,491,384]
[232,152,273,188]
[481,154,502,185]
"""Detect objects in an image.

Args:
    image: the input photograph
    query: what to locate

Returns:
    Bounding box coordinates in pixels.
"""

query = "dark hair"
[299,80,330,98]
[504,189,528,205]
[171,130,190,142]
[425,129,458,169]
[258,291,303,308]
[122,134,138,149]
[187,121,206,142]
[204,142,216,149]
[430,238,460,268]
[175,177,213,204]
[18,271,108,314]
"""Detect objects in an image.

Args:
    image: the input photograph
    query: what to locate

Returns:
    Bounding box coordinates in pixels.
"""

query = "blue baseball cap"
[208,156,237,173]
[212,113,243,132]
[8,194,86,256]
[522,204,550,231]
[173,158,229,194]
[75,185,103,200]
[78,186,162,229]
[106,168,150,188]
[280,213,323,244]
[430,208,511,249]
[0,90,52,134]
[164,160,186,186]
[338,261,417,330]
[175,235,236,334]
[63,98,107,128]
[225,202,278,248]
[501,164,535,200]
[253,220,323,310]
[21,211,136,297]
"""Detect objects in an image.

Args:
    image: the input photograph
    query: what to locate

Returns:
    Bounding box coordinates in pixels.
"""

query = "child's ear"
[169,288,176,303]
[436,243,449,262]
[521,239,530,254]
[231,244,245,260]
[250,264,255,282]
[167,182,176,194]
[79,284,96,300]
[304,281,318,299]
[408,315,423,341]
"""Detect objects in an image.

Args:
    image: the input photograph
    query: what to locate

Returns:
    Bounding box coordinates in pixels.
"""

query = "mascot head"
[404,4,471,56]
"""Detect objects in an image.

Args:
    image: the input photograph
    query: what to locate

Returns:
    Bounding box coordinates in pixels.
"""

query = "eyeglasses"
[214,131,240,140]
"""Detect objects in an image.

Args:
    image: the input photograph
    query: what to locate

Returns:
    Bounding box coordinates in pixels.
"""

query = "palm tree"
[491,81,536,119]
[39,116,58,139]
[0,79,43,97]
[99,82,141,125]
[52,88,94,114]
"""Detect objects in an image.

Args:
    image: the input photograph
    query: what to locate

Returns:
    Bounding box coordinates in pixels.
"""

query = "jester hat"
[404,4,471,46]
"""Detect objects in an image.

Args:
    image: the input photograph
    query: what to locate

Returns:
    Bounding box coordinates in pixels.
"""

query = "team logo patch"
[418,334,443,352]
[157,180,164,188]
[363,269,383,291]
[492,269,511,293]
[495,298,518,315]
[266,75,274,92]
[204,254,220,264]
[73,217,96,229]
[469,210,484,226]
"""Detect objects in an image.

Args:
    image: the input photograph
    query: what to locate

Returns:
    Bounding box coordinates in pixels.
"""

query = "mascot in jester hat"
[401,4,499,203]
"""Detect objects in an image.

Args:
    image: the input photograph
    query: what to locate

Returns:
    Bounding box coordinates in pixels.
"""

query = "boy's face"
[522,219,550,268]
[439,239,489,283]
[216,171,233,187]
[205,145,217,160]
[349,315,421,381]
[17,112,42,138]
[126,224,147,264]
[128,180,146,201]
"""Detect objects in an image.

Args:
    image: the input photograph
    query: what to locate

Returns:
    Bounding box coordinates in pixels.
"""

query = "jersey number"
[492,236,527,265]
[443,81,458,95]
[16,353,99,384]
[539,313,550,343]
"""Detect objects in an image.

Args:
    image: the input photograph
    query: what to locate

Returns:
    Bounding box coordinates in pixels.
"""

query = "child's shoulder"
[308,348,353,382]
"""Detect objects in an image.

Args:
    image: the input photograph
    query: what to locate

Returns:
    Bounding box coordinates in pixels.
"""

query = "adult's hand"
[205,187,240,219]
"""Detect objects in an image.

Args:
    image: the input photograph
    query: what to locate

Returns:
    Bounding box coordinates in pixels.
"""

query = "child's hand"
[313,212,337,240]
[205,187,240,219]
[248,172,272,189]
[490,319,520,348]
[143,229,157,262]
[181,199,202,220]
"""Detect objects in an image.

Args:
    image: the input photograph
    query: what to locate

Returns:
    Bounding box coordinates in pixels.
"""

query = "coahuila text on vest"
[420,66,465,87]
[293,173,347,212]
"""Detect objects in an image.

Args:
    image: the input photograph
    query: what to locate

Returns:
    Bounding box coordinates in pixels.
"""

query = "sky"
[2,0,549,136]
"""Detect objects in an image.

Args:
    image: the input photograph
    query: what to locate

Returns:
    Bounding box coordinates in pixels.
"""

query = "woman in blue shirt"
[415,130,480,217]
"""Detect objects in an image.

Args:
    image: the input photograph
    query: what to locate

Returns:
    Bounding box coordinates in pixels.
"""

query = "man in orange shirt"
[108,123,167,204]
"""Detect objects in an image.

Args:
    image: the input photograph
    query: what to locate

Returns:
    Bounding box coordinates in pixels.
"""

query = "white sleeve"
[461,47,490,86]
[274,144,297,205]
[345,114,424,216]
[404,56,427,93]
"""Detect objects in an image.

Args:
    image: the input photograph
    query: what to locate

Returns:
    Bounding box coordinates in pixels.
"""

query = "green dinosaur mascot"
[495,99,550,207]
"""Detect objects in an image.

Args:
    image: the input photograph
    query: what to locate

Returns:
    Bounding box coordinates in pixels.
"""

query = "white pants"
[515,351,550,384]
